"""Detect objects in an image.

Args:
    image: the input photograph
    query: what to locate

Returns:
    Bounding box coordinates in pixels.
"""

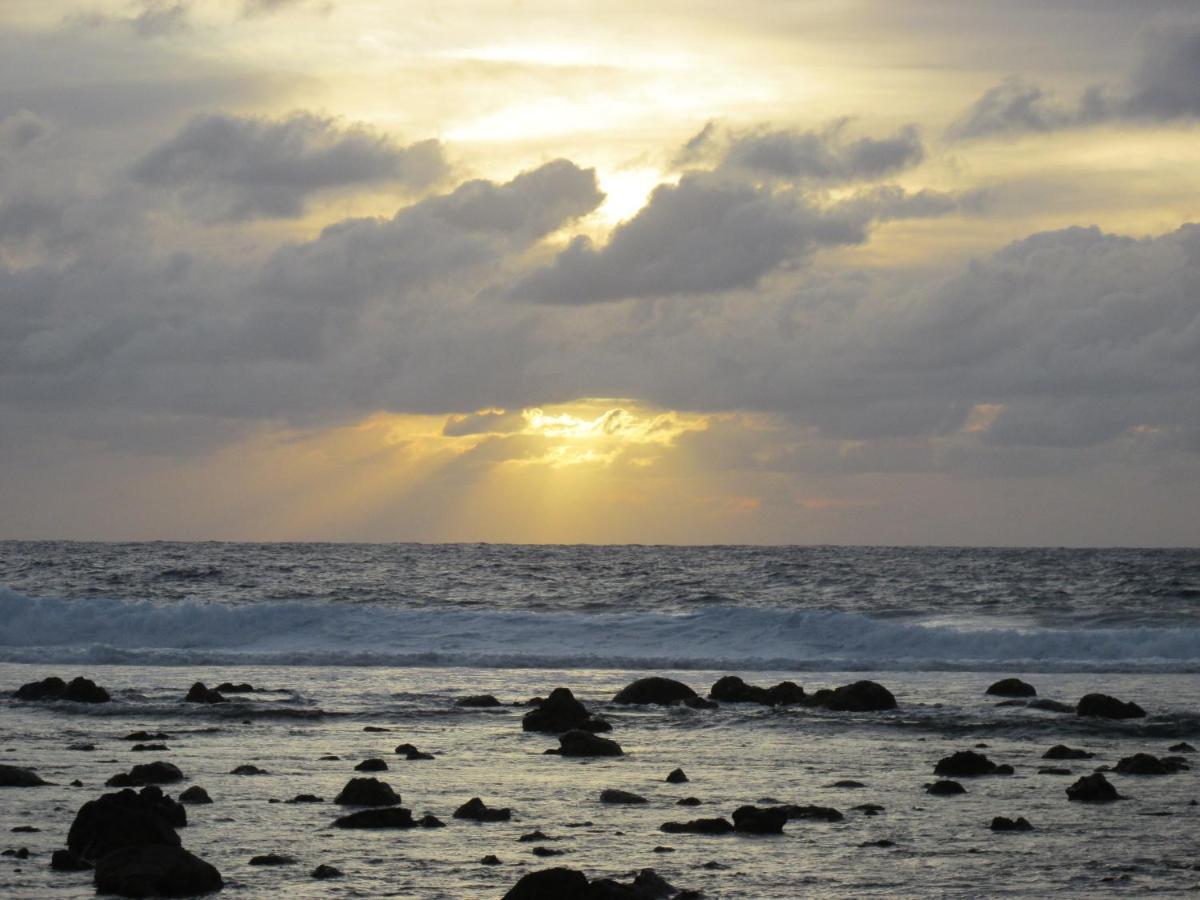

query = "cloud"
[0,110,52,153]
[240,0,330,17]
[71,1,190,39]
[132,112,451,221]
[950,16,1200,139]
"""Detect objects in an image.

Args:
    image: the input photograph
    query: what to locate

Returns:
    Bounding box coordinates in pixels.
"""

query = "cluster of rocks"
[15,676,110,704]
[503,866,694,899]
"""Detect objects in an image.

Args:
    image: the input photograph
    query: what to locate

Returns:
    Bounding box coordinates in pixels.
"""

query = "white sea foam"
[1,587,1197,672]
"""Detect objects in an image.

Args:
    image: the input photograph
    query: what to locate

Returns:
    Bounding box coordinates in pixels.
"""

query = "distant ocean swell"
[1,587,1198,673]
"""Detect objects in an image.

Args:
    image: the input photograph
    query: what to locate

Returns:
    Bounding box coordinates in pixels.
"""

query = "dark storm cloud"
[950,15,1200,138]
[132,113,450,221]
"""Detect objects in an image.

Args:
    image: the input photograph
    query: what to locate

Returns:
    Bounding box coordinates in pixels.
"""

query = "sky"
[0,0,1198,546]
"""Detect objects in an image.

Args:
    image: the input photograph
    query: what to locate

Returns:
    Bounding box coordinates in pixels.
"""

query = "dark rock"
[51,849,91,871]
[354,758,388,772]
[926,780,966,796]
[709,675,771,704]
[124,732,170,742]
[130,744,168,753]
[107,762,184,787]
[1043,745,1093,760]
[0,765,49,787]
[417,814,445,828]
[454,797,511,822]
[823,680,897,712]
[71,780,83,787]
[519,830,551,843]
[522,688,609,734]
[67,788,183,863]
[660,818,733,834]
[1076,693,1146,719]
[1027,699,1074,713]
[1066,772,1121,802]
[178,786,211,805]
[1169,742,1196,753]
[934,751,1008,777]
[68,743,96,751]
[545,729,623,757]
[853,803,885,814]
[394,743,435,760]
[184,682,226,704]
[3,847,29,858]
[700,861,728,870]
[16,676,110,703]
[456,694,501,707]
[94,844,222,896]
[860,839,895,848]
[311,864,342,879]
[15,676,67,701]
[285,794,324,804]
[764,681,806,706]
[666,768,689,784]
[531,846,562,857]
[1115,753,1188,775]
[600,789,647,804]
[652,846,674,853]
[319,755,341,761]
[831,780,865,788]
[215,682,254,693]
[778,804,843,822]
[249,853,295,865]
[589,868,678,898]
[676,797,701,806]
[502,867,590,900]
[480,855,502,865]
[682,696,719,710]
[334,778,400,807]
[990,816,1033,832]
[986,678,1036,697]
[613,677,698,705]
[363,726,390,732]
[230,765,268,775]
[1039,767,1072,775]
[11,825,40,833]
[332,807,417,829]
[731,805,787,834]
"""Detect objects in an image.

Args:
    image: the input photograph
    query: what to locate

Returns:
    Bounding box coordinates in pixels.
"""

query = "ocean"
[1,542,1198,897]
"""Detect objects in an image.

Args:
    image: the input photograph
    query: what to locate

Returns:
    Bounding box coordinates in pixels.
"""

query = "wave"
[1,587,1198,672]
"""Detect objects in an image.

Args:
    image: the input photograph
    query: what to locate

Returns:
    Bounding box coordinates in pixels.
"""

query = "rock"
[334,778,400,807]
[612,677,698,705]
[16,675,110,703]
[853,803,885,815]
[215,682,254,693]
[990,816,1034,831]
[519,830,551,843]
[0,765,49,787]
[312,864,342,879]
[545,729,623,757]
[709,675,770,704]
[778,804,843,822]
[3,847,29,858]
[456,694,501,707]
[1076,693,1146,719]
[1169,742,1195,753]
[418,815,445,828]
[178,786,211,805]
[731,805,787,834]
[522,688,609,734]
[1038,767,1072,775]
[65,675,111,703]
[531,846,562,858]
[1066,772,1121,802]
[130,744,168,753]
[15,676,67,700]
[94,844,222,897]
[502,867,590,899]
[985,678,1036,697]
[69,743,96,751]
[184,682,226,704]
[454,797,511,822]
[67,788,183,862]
[124,732,170,742]
[600,789,647,804]
[1027,699,1074,713]
[285,794,324,804]
[480,855,502,866]
[107,762,184,787]
[823,680,897,712]
[319,755,341,761]
[332,807,417,829]
[676,797,701,806]
[1043,745,1093,760]
[354,758,388,772]
[71,780,83,787]
[51,849,92,871]
[249,853,295,865]
[934,751,1009,777]
[926,780,966,796]
[363,726,390,732]
[1115,753,1188,775]
[394,743,435,760]
[12,825,40,832]
[860,839,895,848]
[831,780,865,788]
[666,768,689,784]
[682,697,719,710]
[229,765,268,775]
[660,817,733,834]
[590,868,678,898]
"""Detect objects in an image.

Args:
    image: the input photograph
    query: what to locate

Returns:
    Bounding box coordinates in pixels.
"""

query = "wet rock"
[545,729,624,757]
[590,868,678,898]
[131,744,168,753]
[666,768,689,784]
[11,825,40,833]
[531,846,562,858]
[502,867,590,899]
[107,762,184,788]
[1043,745,1093,760]
[700,861,728,870]
[934,751,1010,777]
[124,732,170,742]
[418,814,445,828]
[853,804,885,815]
[312,864,342,879]
[3,847,29,858]
[15,676,67,700]
[1169,742,1195,753]
[1027,699,1074,713]
[51,849,91,871]
[354,758,388,772]
[1076,693,1146,719]
[249,853,295,865]
[676,797,701,806]
[652,846,674,853]
[986,678,1036,697]
[184,682,226,704]
[660,818,733,835]
[682,696,719,710]
[63,677,110,703]
[823,680,897,712]
[861,839,895,848]
[831,780,865,788]
[600,789,648,804]
[926,780,966,796]
[456,694,501,707]
[67,788,183,862]
[70,780,83,787]
[0,765,49,787]
[613,677,698,706]
[454,797,511,822]
[480,855,502,865]
[215,682,254,694]
[332,807,417,829]
[1115,753,1189,775]
[363,726,390,732]
[709,675,771,704]
[285,794,324,804]
[334,778,400,807]
[394,743,435,760]
[1039,767,1073,775]
[16,676,110,704]
[522,688,610,734]
[319,755,341,761]
[68,743,96,752]
[990,816,1033,831]
[178,786,211,805]
[94,844,222,896]
[778,804,844,822]
[731,805,787,834]
[230,765,268,776]
[1066,772,1121,802]
[519,830,551,843]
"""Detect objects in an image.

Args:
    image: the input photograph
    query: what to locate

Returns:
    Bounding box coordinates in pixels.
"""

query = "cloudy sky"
[1,0,1198,545]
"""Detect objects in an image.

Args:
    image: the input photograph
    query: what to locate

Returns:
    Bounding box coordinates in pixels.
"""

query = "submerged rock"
[106,762,184,788]
[599,789,647,804]
[454,797,511,822]
[456,694,501,707]
[94,845,222,896]
[394,743,435,760]
[124,732,170,742]
[1043,745,1093,760]
[184,682,226,705]
[249,853,295,866]
[1066,773,1121,802]
[926,780,966,796]
[777,804,843,822]
[545,729,623,757]
[333,807,417,829]
[731,805,787,834]
[985,678,1036,697]
[312,864,343,879]
[215,682,254,694]
[613,677,698,705]
[1076,693,1146,719]
[354,758,388,772]
[16,676,110,704]
[130,744,168,753]
[666,768,689,784]
[1027,699,1074,713]
[934,751,1011,777]
[709,676,806,706]
[1114,753,1188,775]
[178,786,211,805]
[50,849,91,871]
[229,765,268,776]
[502,867,590,899]
[823,680,897,712]
[522,688,609,734]
[334,778,400,807]
[990,816,1034,832]
[0,765,49,787]
[1168,742,1196,753]
[660,818,733,835]
[285,794,324,804]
